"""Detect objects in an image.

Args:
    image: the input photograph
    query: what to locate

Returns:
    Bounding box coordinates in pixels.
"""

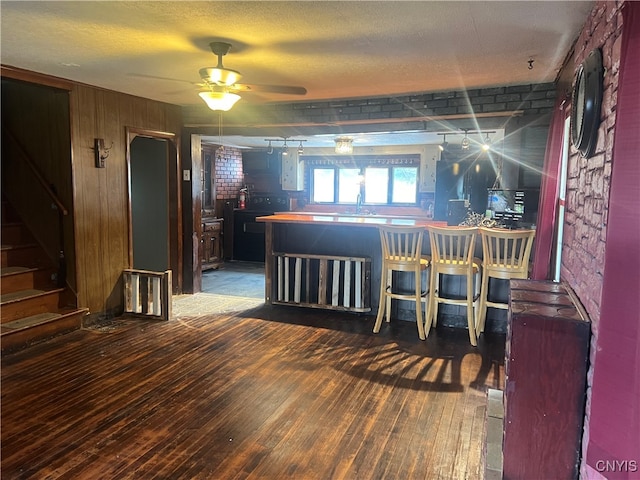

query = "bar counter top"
[256,212,446,228]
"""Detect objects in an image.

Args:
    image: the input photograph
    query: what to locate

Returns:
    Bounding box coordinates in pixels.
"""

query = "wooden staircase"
[1,201,87,353]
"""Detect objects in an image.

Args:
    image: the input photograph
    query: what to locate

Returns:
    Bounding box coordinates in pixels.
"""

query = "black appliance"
[447,199,469,226]
[233,193,289,262]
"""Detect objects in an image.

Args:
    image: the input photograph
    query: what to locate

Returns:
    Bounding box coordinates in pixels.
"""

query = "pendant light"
[461,130,470,150]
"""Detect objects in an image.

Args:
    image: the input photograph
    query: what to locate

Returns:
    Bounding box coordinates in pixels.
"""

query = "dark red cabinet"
[503,280,591,480]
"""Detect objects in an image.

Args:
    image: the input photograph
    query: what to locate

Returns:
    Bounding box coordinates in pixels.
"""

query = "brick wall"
[266,83,556,123]
[184,83,557,129]
[561,1,622,330]
[554,2,625,478]
[214,146,244,201]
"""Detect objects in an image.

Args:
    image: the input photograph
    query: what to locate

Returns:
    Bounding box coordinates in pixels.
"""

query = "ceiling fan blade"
[129,73,199,86]
[231,83,307,95]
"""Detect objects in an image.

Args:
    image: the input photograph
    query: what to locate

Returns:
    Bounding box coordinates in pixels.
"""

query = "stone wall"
[561,1,623,331]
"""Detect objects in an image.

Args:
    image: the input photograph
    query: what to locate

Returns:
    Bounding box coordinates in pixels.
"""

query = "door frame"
[126,127,183,293]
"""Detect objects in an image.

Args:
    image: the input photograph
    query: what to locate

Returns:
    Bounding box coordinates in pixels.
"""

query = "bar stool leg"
[466,270,478,346]
[415,267,426,340]
[373,268,389,333]
[477,269,490,337]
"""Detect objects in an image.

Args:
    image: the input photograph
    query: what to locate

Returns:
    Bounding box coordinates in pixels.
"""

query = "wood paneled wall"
[69,84,182,317]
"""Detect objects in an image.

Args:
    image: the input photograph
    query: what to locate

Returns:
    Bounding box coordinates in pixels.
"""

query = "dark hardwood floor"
[1,302,505,479]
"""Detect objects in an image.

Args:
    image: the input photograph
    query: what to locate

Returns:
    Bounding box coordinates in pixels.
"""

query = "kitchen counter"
[257,212,441,228]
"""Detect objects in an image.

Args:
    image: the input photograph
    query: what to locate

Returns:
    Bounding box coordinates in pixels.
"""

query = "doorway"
[126,127,182,293]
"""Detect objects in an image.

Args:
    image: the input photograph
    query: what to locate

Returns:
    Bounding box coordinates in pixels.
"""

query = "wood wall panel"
[69,84,181,317]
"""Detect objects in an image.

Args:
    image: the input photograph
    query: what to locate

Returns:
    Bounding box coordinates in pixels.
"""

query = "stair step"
[1,243,49,269]
[1,308,88,354]
[1,266,55,294]
[1,223,34,245]
[1,266,35,275]
[2,312,62,330]
[1,288,47,303]
[1,288,64,323]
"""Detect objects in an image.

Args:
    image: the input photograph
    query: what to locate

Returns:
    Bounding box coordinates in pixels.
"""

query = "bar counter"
[257,213,445,311]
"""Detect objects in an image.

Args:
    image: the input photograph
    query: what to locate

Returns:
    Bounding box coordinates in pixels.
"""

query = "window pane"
[364,168,389,203]
[392,167,418,203]
[312,169,335,202]
[338,169,361,203]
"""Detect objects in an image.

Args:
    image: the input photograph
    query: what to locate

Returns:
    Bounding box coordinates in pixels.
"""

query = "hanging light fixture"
[266,140,273,155]
[461,130,470,150]
[482,132,492,151]
[438,134,448,152]
[297,141,304,155]
[334,137,353,155]
[281,138,289,156]
[199,85,241,111]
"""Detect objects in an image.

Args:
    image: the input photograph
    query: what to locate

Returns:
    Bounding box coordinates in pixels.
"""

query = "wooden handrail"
[4,128,69,216]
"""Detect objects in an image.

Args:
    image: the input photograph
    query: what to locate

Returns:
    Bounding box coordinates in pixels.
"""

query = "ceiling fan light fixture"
[199,90,241,111]
[335,137,353,155]
[199,67,242,86]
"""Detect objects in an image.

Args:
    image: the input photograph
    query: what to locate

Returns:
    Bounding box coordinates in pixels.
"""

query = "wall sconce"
[94,138,112,168]
[334,137,353,155]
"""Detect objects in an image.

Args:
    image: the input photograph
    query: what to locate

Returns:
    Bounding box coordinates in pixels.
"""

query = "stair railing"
[3,128,69,286]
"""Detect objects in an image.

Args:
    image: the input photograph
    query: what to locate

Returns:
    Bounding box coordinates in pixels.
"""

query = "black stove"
[233,193,289,262]
[240,193,289,214]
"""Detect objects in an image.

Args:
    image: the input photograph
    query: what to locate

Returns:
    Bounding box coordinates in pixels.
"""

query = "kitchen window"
[308,155,420,205]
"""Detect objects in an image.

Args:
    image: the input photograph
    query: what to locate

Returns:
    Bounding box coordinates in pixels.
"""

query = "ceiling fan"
[198,42,307,111]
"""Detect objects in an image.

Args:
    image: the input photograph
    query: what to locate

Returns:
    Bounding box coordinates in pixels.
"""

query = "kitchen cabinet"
[202,219,223,270]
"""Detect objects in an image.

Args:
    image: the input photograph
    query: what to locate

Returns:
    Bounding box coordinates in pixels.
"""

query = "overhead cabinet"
[242,150,281,175]
[281,150,304,191]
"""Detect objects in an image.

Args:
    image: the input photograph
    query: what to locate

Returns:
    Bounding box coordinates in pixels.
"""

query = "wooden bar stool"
[426,226,481,346]
[477,227,536,337]
[373,226,430,340]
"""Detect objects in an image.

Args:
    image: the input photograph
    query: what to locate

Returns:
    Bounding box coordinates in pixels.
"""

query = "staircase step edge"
[1,288,65,305]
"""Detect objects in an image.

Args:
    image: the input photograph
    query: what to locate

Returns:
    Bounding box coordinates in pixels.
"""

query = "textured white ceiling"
[1,1,593,107]
[1,1,593,148]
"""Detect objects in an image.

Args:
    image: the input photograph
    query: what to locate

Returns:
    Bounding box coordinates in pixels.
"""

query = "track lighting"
[438,134,448,152]
[482,132,492,151]
[461,130,470,150]
[264,137,306,156]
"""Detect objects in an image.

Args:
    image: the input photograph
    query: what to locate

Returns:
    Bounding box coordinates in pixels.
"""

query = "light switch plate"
[183,169,191,181]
